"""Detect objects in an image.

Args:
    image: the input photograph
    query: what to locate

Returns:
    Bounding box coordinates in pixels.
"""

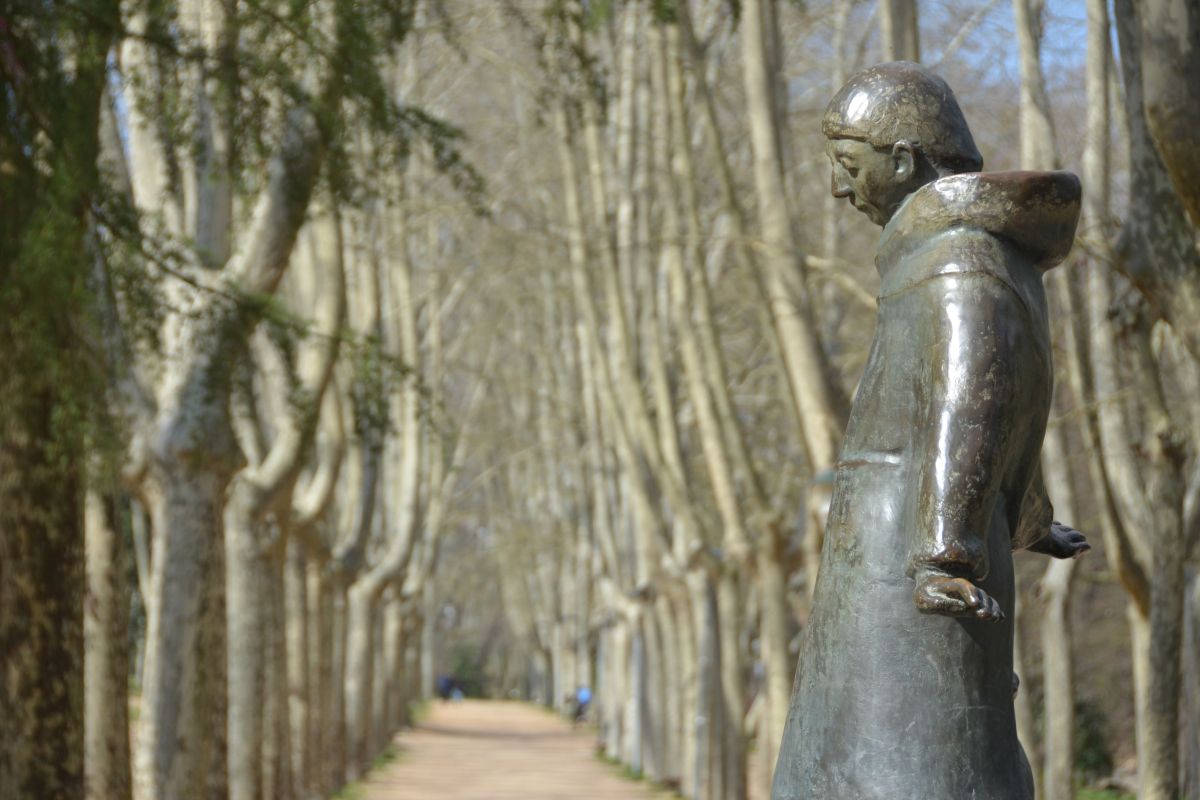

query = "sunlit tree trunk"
[880,0,920,61]
[739,0,847,472]
[84,490,133,800]
[285,539,311,795]
[344,192,422,775]
[1137,0,1200,231]
[1107,2,1199,796]
[138,462,236,800]
[1040,423,1080,800]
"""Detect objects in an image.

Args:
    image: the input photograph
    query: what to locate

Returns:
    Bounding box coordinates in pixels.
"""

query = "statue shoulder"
[878,226,1031,307]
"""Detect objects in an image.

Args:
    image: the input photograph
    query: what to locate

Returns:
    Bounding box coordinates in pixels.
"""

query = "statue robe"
[772,171,1081,800]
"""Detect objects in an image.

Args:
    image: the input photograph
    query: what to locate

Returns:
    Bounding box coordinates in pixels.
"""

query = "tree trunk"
[717,571,747,800]
[421,581,436,700]
[656,597,682,786]
[225,503,266,800]
[1012,0,1058,170]
[757,527,793,778]
[136,466,232,800]
[641,607,666,783]
[343,585,378,774]
[606,622,629,758]
[0,403,85,800]
[740,0,847,471]
[261,551,291,800]
[1040,422,1080,800]
[674,588,700,799]
[329,580,349,788]
[0,9,112,790]
[1182,571,1200,800]
[1012,595,1043,799]
[1137,0,1200,229]
[1144,532,1186,800]
[202,513,229,800]
[85,490,132,800]
[624,615,645,775]
[1128,607,1154,797]
[880,0,921,61]
[371,606,388,756]
[684,571,722,800]
[285,540,310,796]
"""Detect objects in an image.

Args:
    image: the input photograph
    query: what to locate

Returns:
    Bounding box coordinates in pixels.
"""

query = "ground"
[353,700,675,799]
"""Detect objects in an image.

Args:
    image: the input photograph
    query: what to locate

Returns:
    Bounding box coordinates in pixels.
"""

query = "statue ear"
[891,141,916,181]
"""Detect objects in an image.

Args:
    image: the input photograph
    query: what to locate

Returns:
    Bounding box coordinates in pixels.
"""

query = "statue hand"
[1027,521,1091,560]
[913,571,1004,622]
[1047,521,1090,559]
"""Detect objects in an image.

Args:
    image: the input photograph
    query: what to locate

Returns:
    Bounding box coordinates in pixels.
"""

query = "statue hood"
[879,171,1081,273]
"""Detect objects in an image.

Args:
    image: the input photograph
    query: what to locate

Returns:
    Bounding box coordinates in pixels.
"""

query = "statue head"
[822,61,982,226]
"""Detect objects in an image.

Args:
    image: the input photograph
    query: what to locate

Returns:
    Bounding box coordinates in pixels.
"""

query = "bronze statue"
[772,62,1087,799]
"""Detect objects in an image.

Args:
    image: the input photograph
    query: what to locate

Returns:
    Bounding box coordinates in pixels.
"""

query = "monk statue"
[772,62,1088,800]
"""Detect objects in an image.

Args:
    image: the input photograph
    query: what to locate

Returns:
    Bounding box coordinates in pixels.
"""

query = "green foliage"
[1074,699,1115,781]
[116,0,484,218]
[446,643,487,697]
[330,782,366,800]
[650,0,680,24]
[348,333,417,444]
[1075,790,1134,800]
[1,0,120,472]
[583,0,615,29]
[330,745,401,799]
[370,744,400,771]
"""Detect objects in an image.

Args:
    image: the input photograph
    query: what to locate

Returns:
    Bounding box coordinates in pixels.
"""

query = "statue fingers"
[974,590,1005,622]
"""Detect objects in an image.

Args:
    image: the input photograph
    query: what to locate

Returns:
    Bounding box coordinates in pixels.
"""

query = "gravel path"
[356,700,674,799]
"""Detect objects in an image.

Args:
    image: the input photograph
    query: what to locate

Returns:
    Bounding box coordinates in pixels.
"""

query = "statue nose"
[831,172,852,198]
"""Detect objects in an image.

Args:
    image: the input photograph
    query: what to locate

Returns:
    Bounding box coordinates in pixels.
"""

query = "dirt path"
[356,700,673,799]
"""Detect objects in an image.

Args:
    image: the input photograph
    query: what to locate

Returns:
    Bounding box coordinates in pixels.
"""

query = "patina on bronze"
[772,62,1087,800]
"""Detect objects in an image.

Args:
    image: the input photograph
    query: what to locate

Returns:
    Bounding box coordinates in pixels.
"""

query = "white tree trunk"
[84,490,132,800]
[224,501,266,800]
[135,469,230,800]
[285,540,311,796]
[879,0,921,61]
[740,0,847,472]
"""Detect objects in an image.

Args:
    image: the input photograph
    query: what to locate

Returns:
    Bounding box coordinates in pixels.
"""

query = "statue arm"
[1018,465,1091,558]
[1012,461,1054,551]
[908,273,1026,619]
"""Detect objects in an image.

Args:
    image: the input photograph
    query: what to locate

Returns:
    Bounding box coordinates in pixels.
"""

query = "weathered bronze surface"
[772,62,1086,800]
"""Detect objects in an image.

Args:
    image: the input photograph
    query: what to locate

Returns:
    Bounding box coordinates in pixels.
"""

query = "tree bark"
[739,0,847,471]
[716,571,747,800]
[136,464,233,800]
[225,500,267,800]
[1012,0,1058,171]
[880,0,921,61]
[1182,571,1200,799]
[285,539,311,795]
[0,3,114,794]
[84,490,133,800]
[1137,0,1200,229]
[1040,421,1080,800]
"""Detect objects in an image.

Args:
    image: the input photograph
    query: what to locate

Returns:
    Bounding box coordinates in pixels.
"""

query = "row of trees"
[2,1,1198,800]
[2,1,486,798]
[451,2,1200,800]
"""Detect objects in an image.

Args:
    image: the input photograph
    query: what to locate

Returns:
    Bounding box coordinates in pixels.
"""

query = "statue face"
[825,137,918,226]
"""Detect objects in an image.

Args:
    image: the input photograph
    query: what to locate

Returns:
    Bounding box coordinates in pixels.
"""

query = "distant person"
[436,674,453,701]
[572,686,592,725]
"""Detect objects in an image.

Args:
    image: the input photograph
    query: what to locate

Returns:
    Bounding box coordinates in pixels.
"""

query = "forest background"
[1,1,1198,800]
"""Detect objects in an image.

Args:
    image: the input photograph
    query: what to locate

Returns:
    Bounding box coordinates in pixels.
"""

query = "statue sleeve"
[1012,460,1054,551]
[908,272,1029,582]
